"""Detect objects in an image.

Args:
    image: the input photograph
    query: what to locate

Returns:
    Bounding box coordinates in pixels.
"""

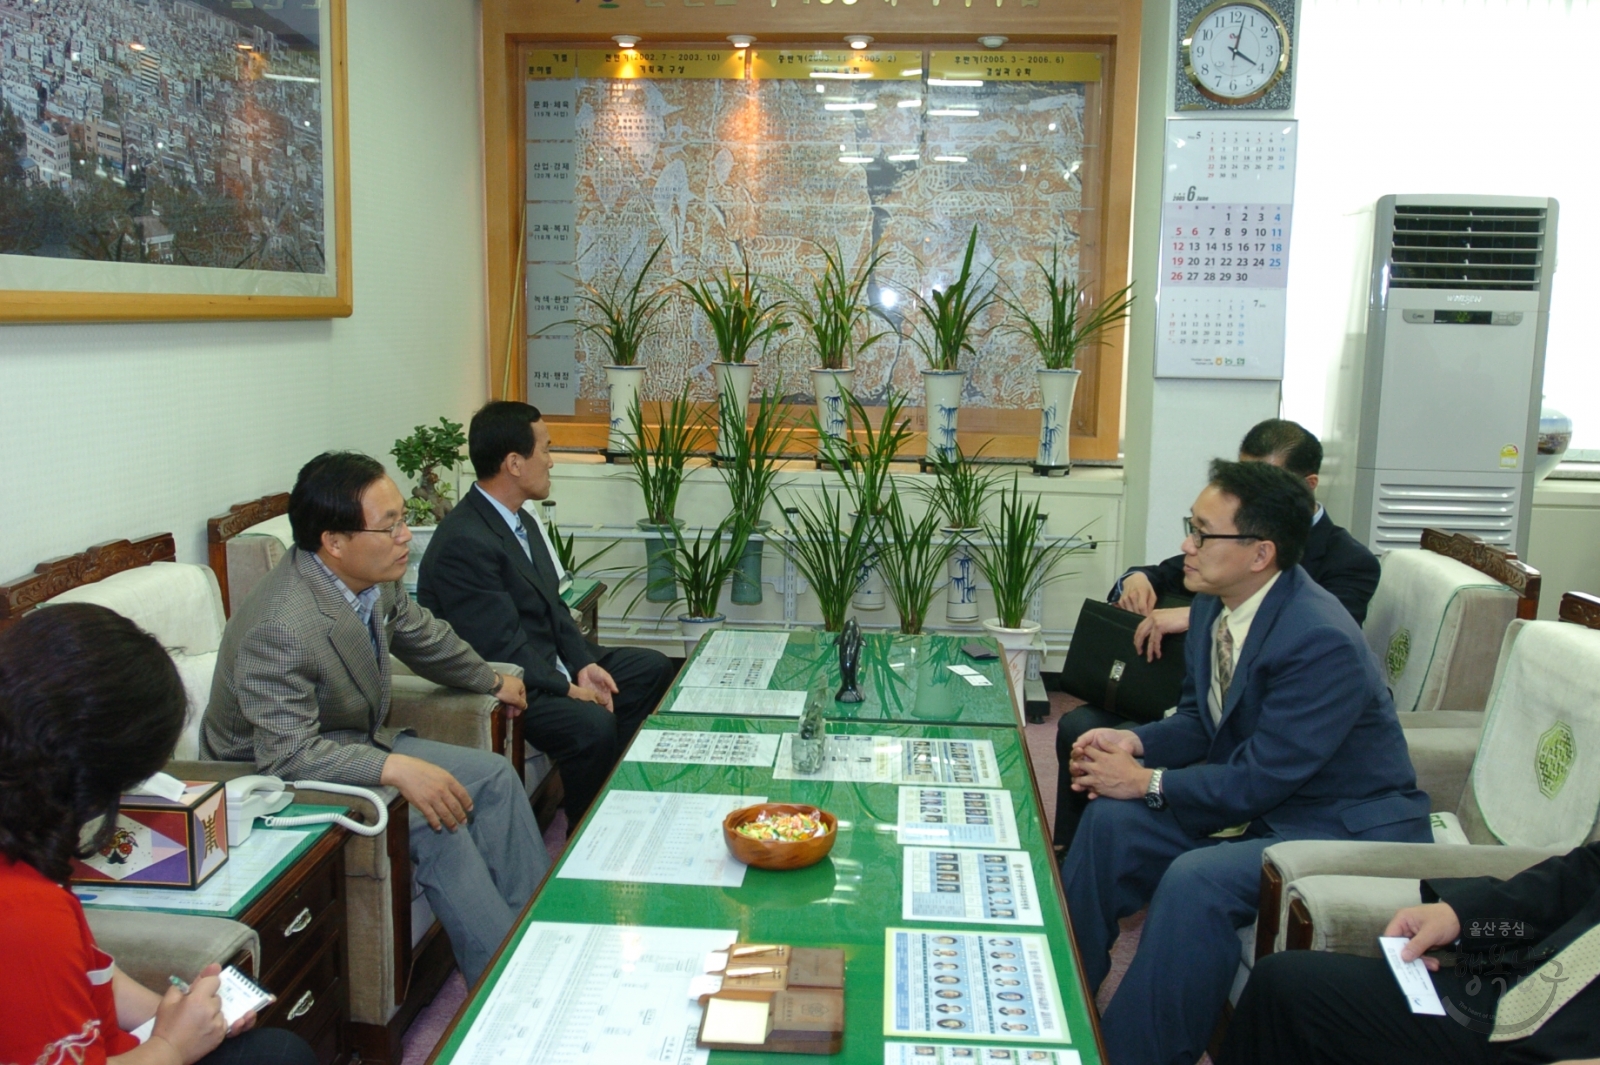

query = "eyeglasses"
[352,519,409,540]
[1182,516,1259,548]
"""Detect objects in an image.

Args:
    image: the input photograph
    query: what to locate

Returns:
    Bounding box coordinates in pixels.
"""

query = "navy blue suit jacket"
[1133,565,1431,842]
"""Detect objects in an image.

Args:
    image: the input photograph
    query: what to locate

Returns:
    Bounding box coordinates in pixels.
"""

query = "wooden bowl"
[723,803,837,871]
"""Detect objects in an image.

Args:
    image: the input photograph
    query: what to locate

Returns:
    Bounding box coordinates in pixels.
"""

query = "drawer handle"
[285,991,315,1021]
[282,907,313,937]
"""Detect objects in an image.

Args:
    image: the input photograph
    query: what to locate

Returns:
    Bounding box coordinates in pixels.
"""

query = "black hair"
[1207,458,1315,570]
[0,604,186,883]
[469,401,543,480]
[288,451,387,552]
[1238,418,1323,478]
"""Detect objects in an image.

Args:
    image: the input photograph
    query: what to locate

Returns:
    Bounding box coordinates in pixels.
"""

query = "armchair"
[1255,593,1600,965]
[0,533,513,1065]
[1366,528,1540,733]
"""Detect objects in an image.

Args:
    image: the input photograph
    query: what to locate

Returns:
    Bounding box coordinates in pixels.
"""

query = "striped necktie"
[1490,922,1600,1042]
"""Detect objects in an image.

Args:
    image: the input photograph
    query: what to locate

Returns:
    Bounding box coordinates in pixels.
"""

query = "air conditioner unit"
[1350,194,1558,556]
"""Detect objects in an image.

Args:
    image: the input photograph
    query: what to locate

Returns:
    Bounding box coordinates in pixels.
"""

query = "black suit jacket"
[416,486,596,698]
[1113,511,1381,625]
[1424,842,1600,1061]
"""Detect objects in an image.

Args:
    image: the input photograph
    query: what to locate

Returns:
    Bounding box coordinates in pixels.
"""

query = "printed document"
[558,790,763,887]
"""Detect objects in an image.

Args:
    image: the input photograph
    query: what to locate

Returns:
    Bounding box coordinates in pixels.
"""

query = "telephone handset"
[224,775,387,842]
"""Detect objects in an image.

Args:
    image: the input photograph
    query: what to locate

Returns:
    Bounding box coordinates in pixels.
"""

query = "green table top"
[75,804,339,920]
[431,716,1101,1065]
[562,576,602,607]
[663,630,1019,728]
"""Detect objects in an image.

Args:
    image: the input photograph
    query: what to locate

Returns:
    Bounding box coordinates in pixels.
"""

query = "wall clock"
[1174,0,1296,112]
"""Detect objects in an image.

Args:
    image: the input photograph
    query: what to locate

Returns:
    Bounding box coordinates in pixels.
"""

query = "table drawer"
[256,852,341,982]
[260,938,344,1044]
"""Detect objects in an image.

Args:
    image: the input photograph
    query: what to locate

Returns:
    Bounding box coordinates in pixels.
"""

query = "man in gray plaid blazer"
[202,451,549,985]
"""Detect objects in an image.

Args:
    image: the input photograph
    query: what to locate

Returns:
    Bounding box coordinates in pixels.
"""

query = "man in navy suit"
[418,402,674,826]
[1062,459,1430,1065]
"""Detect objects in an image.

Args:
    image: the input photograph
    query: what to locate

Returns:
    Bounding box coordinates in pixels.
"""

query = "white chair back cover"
[1473,620,1600,848]
[1364,548,1516,713]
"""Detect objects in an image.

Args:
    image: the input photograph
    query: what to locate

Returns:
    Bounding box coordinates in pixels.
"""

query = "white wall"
[1283,0,1597,448]
[0,0,489,579]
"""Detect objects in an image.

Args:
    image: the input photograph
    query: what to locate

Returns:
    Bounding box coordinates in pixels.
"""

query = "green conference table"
[427,715,1103,1065]
[661,629,1020,728]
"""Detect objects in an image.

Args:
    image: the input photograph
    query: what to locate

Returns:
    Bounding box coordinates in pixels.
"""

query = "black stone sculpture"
[836,617,864,703]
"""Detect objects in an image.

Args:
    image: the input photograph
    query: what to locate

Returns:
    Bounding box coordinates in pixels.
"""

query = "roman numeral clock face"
[1184,0,1290,105]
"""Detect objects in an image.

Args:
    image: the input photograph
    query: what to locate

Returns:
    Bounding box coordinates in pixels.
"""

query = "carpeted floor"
[398,691,1148,1064]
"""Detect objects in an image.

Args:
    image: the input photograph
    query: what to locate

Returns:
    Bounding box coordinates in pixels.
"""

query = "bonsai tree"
[391,417,466,526]
[566,237,673,367]
[1001,247,1134,370]
[909,226,998,372]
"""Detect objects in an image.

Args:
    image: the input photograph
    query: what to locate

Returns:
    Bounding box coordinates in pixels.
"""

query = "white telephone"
[224,776,387,844]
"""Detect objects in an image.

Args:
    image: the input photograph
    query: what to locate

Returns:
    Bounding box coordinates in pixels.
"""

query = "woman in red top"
[0,604,315,1065]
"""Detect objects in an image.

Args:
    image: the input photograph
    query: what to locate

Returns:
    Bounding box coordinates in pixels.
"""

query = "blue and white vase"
[712,360,757,458]
[604,364,645,454]
[1536,401,1573,483]
[1035,367,1080,474]
[810,367,855,442]
[921,369,965,462]
[944,528,980,624]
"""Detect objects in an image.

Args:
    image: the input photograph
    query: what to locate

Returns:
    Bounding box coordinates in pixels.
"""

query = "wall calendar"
[1155,119,1297,379]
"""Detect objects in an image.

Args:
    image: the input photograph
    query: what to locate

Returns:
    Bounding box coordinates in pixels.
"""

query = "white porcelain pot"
[850,510,886,610]
[604,364,646,454]
[679,613,726,657]
[712,360,757,457]
[810,367,855,441]
[404,525,436,598]
[944,528,980,624]
[982,618,1043,706]
[921,369,965,462]
[1035,367,1081,473]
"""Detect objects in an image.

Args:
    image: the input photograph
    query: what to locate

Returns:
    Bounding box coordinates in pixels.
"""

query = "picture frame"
[0,0,352,322]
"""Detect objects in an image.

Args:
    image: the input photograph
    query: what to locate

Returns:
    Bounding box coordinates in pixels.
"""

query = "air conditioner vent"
[1388,205,1547,291]
[1373,481,1517,549]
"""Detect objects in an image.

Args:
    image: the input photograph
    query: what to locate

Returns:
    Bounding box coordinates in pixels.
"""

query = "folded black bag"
[1061,598,1187,724]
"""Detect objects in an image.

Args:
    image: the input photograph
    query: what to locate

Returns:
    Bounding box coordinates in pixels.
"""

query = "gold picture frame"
[0,0,352,322]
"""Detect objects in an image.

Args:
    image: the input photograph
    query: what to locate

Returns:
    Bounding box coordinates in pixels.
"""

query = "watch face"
[1184,0,1289,105]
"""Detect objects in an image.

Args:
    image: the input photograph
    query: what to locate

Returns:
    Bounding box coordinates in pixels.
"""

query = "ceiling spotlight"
[612,34,640,49]
[727,35,755,49]
[845,34,873,50]
[978,35,1008,49]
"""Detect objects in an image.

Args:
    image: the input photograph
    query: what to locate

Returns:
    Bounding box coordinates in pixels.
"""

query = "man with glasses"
[1060,459,1428,1065]
[202,451,550,986]
[1053,419,1378,852]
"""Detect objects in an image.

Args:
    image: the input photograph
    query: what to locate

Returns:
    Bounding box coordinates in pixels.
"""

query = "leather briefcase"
[1061,599,1187,724]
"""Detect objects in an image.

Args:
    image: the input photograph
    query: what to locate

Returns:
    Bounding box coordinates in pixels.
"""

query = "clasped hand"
[1069,727,1153,801]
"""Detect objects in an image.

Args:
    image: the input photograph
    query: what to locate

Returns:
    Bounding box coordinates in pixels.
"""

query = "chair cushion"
[242,513,294,548]
[1364,549,1516,714]
[44,562,225,656]
[1473,620,1600,848]
[85,910,259,987]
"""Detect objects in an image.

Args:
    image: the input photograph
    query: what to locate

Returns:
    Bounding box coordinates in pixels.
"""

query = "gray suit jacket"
[201,546,497,784]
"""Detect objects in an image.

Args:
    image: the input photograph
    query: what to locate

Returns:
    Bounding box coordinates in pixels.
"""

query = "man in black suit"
[1222,842,1600,1065]
[418,401,674,826]
[1054,419,1381,850]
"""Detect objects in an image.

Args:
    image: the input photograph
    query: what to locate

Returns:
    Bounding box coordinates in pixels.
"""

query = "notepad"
[217,966,275,1026]
[701,996,772,1045]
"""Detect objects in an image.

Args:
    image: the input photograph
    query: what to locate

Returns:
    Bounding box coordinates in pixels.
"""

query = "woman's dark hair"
[288,450,387,552]
[469,401,543,480]
[0,604,186,882]
[1208,458,1315,570]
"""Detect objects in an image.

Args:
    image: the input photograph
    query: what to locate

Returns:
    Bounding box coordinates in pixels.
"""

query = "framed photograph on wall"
[0,0,351,322]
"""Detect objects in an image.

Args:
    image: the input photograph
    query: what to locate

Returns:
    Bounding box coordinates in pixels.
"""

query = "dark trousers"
[1219,951,1497,1065]
[200,1027,318,1065]
[1063,795,1276,1065]
[1053,704,1131,848]
[525,645,674,823]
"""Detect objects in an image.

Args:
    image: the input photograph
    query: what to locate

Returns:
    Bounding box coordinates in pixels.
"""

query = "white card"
[1378,936,1446,1016]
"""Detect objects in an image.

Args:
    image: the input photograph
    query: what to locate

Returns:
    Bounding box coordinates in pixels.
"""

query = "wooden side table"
[229,827,351,1065]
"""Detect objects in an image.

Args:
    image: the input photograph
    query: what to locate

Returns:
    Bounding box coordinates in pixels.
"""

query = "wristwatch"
[1145,768,1166,811]
[489,674,505,696]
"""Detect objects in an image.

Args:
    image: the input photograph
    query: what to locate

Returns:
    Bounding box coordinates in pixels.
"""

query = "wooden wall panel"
[481,0,1141,461]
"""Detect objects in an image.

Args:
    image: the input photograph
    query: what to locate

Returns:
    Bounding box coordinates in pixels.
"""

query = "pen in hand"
[168,975,191,995]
